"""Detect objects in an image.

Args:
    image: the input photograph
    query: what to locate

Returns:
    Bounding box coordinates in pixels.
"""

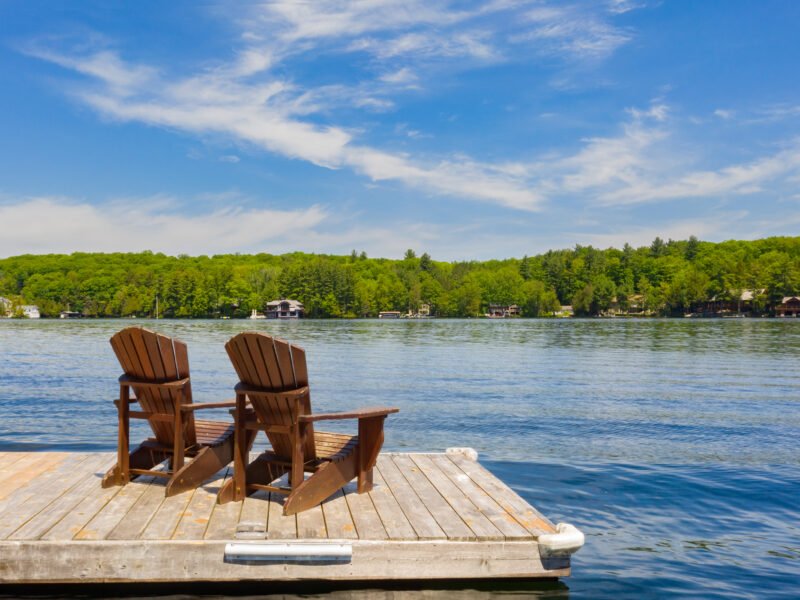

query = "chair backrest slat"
[260,337,283,389]
[143,332,166,380]
[290,345,309,387]
[157,334,179,380]
[229,334,260,386]
[173,338,195,445]
[273,339,297,389]
[245,335,273,387]
[129,328,156,380]
[138,327,175,442]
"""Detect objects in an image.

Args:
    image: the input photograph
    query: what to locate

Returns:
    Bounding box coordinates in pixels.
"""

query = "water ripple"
[1,318,799,598]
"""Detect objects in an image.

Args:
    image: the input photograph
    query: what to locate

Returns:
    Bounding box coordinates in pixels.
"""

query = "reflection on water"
[1,319,799,599]
[0,580,570,599]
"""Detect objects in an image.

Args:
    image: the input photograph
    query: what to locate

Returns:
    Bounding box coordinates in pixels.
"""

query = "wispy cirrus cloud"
[349,30,499,61]
[248,0,472,44]
[22,26,800,215]
[571,212,748,249]
[504,97,800,206]
[25,43,542,210]
[601,144,800,205]
[607,0,646,14]
[517,4,634,59]
[20,1,643,212]
[703,103,800,125]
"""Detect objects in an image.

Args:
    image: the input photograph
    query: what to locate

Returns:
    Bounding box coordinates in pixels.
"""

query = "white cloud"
[628,103,669,122]
[20,2,642,214]
[0,196,528,260]
[0,197,327,256]
[219,154,240,163]
[571,213,747,250]
[519,5,633,59]
[31,47,542,210]
[705,103,800,125]
[379,67,419,86]
[25,47,156,96]
[607,0,646,14]
[517,103,800,207]
[749,104,800,123]
[395,123,429,139]
[253,0,470,44]
[556,123,668,194]
[598,144,800,205]
[351,30,499,61]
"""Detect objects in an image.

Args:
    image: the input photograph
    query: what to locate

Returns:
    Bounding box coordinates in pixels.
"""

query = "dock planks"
[0,451,570,583]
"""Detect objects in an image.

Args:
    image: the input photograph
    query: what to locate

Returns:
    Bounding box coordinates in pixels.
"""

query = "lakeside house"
[0,297,40,318]
[625,294,654,316]
[776,296,800,317]
[406,303,432,318]
[556,305,574,317]
[705,289,766,315]
[486,303,521,318]
[266,299,304,319]
[21,306,40,318]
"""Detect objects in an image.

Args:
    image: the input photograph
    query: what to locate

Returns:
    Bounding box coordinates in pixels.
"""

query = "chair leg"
[102,444,167,488]
[357,416,386,493]
[172,390,185,473]
[230,393,249,502]
[218,455,289,504]
[290,421,306,489]
[115,385,131,486]
[166,444,231,497]
[283,454,357,516]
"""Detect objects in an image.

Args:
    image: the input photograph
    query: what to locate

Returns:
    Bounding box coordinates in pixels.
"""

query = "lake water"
[0,319,798,599]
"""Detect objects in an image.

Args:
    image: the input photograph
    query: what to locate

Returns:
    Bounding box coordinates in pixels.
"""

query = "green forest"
[1,236,800,318]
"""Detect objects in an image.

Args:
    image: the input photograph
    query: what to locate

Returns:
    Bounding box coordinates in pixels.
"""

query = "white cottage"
[22,305,41,319]
[266,299,304,319]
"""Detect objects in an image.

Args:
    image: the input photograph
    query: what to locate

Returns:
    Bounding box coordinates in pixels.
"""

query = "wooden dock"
[0,450,572,584]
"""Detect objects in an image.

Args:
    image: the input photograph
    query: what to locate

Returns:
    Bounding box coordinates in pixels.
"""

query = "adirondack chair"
[102,327,254,496]
[217,332,399,515]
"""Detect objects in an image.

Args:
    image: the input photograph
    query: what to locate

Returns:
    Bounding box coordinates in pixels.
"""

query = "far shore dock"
[0,450,571,584]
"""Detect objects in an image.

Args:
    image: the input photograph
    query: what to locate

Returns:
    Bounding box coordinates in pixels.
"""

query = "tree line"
[1,236,799,318]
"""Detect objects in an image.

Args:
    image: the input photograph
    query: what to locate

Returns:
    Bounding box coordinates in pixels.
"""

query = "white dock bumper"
[224,542,353,564]
[537,523,585,558]
[446,447,479,461]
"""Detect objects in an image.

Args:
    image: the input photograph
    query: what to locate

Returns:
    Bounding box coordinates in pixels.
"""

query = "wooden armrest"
[119,375,190,390]
[299,406,399,423]
[181,401,237,411]
[113,398,139,406]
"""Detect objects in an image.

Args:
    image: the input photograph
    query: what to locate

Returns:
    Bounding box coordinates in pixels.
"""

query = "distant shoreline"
[2,237,799,319]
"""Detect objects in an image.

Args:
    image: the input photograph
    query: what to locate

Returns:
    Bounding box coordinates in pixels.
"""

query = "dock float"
[0,449,581,584]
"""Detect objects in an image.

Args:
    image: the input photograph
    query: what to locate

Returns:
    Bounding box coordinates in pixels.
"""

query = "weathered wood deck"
[0,451,570,583]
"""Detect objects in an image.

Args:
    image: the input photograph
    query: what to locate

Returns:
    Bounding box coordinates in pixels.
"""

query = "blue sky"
[1,0,799,259]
